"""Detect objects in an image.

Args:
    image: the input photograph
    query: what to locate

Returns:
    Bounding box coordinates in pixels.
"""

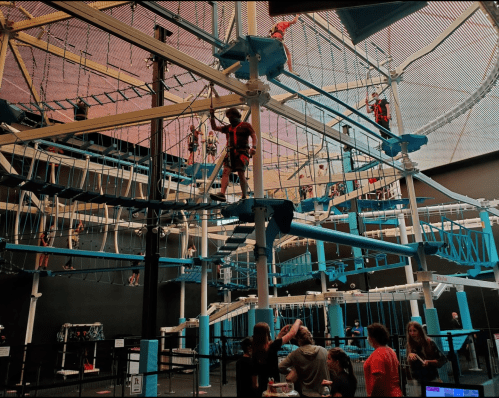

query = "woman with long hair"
[406,321,447,385]
[252,319,302,396]
[363,323,402,397]
[322,347,358,397]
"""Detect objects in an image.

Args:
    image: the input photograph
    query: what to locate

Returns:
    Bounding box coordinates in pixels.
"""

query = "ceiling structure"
[0,1,497,174]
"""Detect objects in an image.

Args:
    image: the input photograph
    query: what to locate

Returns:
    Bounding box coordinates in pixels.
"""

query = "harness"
[372,100,389,123]
[207,135,217,147]
[227,122,250,151]
[269,24,284,38]
[188,132,199,145]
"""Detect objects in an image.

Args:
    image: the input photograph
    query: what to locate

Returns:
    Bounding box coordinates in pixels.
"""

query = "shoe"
[135,282,139,286]
[290,71,300,76]
[210,192,226,202]
[129,283,134,286]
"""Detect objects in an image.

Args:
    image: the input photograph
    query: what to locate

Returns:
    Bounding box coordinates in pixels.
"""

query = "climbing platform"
[381,134,428,157]
[215,35,287,80]
[0,171,224,212]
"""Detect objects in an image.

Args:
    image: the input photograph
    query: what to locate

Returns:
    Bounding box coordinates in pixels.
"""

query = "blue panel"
[329,302,345,339]
[337,2,427,45]
[255,308,274,339]
[199,315,210,387]
[139,339,158,397]
[456,291,473,330]
[215,36,287,80]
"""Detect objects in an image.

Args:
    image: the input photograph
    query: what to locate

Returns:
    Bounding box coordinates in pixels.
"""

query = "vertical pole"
[328,298,345,342]
[390,77,421,323]
[199,152,210,386]
[140,25,166,397]
[479,209,499,288]
[211,1,218,56]
[247,1,272,328]
[272,249,280,335]
[179,229,186,349]
[234,2,243,39]
[316,239,329,337]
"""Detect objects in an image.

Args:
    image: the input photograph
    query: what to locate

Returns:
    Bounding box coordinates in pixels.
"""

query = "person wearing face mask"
[209,107,257,202]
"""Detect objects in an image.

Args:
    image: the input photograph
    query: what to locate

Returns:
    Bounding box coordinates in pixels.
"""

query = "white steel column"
[248,2,269,313]
[391,77,426,314]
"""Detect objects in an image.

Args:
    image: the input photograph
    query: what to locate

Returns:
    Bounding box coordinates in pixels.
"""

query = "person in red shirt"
[209,107,257,202]
[270,15,300,75]
[363,323,402,397]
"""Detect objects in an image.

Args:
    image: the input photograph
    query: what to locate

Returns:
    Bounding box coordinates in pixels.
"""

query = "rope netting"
[1,1,498,289]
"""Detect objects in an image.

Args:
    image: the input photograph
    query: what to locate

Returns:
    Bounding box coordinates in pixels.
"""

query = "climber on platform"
[209,107,257,202]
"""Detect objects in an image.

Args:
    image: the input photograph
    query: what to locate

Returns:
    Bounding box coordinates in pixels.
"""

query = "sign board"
[0,346,10,357]
[114,339,124,348]
[130,375,143,395]
[494,334,499,361]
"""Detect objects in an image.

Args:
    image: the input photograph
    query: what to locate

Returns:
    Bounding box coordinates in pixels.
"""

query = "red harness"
[373,101,388,123]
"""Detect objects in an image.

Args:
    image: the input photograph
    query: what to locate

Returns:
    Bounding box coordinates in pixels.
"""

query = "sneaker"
[290,71,300,76]
[210,192,226,202]
[135,282,139,286]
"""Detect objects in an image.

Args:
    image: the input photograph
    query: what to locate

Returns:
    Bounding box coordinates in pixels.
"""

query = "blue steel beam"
[270,76,391,143]
[6,243,193,265]
[288,222,419,258]
[140,2,225,49]
[281,70,398,141]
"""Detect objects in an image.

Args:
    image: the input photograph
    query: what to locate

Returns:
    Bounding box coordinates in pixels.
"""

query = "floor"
[2,356,493,397]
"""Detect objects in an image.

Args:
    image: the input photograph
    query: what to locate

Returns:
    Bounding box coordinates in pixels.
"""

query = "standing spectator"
[203,131,218,163]
[270,15,300,75]
[129,252,143,286]
[252,320,302,397]
[236,337,255,398]
[366,92,391,139]
[209,107,257,202]
[450,311,471,361]
[406,321,447,386]
[187,125,202,165]
[363,323,402,397]
[278,326,330,397]
[64,219,84,270]
[322,347,358,397]
[450,312,461,329]
[346,319,364,348]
